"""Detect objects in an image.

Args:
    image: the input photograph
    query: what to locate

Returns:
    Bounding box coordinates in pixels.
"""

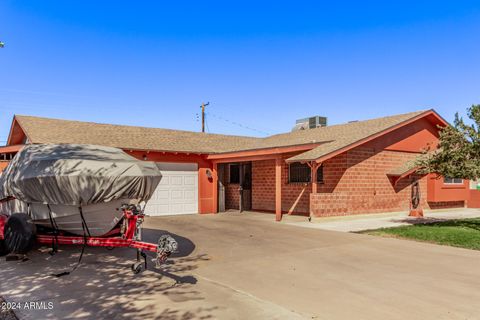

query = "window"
[229,164,240,184]
[288,163,324,183]
[317,164,324,183]
[444,178,463,184]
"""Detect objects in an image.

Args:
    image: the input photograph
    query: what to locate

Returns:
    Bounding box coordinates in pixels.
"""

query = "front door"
[239,162,252,212]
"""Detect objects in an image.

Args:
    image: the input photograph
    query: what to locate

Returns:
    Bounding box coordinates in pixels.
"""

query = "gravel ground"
[0,297,17,320]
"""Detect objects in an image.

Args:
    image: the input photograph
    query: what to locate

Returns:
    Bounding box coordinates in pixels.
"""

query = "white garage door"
[144,162,198,216]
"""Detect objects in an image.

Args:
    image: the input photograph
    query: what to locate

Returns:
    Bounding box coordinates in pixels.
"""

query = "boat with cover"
[0,144,162,236]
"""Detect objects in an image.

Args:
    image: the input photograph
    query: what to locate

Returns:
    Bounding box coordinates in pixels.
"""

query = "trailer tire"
[4,213,37,254]
[0,239,9,256]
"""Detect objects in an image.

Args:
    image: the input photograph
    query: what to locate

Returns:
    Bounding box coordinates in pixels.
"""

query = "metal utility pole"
[200,102,210,132]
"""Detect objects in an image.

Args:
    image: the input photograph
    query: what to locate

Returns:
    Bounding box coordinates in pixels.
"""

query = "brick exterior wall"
[224,146,461,217]
[428,201,465,210]
[251,155,310,214]
[310,147,428,217]
[224,164,240,210]
[225,184,240,209]
[247,148,429,217]
[251,160,276,211]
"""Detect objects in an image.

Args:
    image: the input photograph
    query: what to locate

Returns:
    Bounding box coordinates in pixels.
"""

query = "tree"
[0,41,4,48]
[417,105,480,180]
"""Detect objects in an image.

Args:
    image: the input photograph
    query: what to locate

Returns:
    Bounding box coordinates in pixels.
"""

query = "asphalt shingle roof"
[13,110,433,161]
[15,116,260,154]
[387,160,419,177]
[285,110,428,162]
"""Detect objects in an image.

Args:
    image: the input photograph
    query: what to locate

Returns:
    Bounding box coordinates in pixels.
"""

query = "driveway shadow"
[142,228,196,258]
[0,228,214,320]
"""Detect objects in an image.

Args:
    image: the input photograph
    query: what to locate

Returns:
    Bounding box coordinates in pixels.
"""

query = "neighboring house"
[0,109,478,221]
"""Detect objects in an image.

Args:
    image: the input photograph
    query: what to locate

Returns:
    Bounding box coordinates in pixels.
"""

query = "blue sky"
[0,1,479,143]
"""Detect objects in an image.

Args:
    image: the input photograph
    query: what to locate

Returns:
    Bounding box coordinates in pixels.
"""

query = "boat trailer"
[0,205,178,274]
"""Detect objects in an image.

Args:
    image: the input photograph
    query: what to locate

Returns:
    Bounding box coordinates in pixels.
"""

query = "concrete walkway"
[281,208,480,232]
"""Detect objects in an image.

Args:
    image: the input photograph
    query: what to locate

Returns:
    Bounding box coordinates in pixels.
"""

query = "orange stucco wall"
[468,190,480,208]
[0,161,9,172]
[383,117,439,152]
[126,150,215,214]
[427,175,469,203]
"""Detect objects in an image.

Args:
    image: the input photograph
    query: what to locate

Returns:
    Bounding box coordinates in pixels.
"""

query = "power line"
[206,111,271,135]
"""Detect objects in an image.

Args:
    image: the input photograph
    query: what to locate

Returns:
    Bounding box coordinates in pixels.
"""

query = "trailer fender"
[0,214,7,240]
[0,214,9,256]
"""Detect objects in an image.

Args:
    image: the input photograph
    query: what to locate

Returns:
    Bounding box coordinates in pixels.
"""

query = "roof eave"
[206,142,323,160]
[286,109,445,163]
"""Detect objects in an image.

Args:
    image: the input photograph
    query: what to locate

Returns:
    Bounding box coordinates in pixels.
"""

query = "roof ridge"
[14,114,262,140]
[264,109,431,140]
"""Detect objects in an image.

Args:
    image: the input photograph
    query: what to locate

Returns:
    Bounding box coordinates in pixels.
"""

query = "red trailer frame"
[0,207,177,274]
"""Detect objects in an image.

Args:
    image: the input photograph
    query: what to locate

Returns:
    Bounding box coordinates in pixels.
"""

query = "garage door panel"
[158,176,170,186]
[183,205,197,212]
[170,204,185,213]
[170,176,183,185]
[184,190,195,200]
[171,190,184,199]
[184,176,195,185]
[144,162,198,216]
[149,204,170,214]
[155,190,169,200]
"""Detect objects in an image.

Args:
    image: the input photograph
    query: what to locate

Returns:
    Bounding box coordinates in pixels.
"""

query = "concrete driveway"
[1,212,480,320]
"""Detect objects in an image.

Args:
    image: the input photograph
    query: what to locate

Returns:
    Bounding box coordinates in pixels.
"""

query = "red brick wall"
[224,164,240,210]
[310,193,349,216]
[310,146,429,217]
[251,155,310,214]
[280,154,310,214]
[251,160,276,211]
[251,148,430,217]
[222,145,465,216]
[428,201,465,210]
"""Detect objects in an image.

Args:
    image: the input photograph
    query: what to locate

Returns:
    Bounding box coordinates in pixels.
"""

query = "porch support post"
[212,162,218,213]
[275,157,282,221]
[308,161,319,194]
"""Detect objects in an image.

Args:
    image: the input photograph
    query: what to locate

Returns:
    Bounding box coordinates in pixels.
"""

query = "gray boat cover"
[0,144,162,206]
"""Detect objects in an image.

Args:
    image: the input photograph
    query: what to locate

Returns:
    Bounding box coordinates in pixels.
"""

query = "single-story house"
[0,109,478,221]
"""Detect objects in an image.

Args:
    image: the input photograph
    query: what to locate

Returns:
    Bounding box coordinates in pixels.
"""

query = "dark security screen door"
[239,162,252,212]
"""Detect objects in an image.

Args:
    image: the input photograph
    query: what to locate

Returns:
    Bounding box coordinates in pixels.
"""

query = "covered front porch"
[208,146,322,221]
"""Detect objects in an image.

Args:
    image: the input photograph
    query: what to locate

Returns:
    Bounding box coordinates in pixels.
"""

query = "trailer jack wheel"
[131,261,143,274]
[131,249,147,274]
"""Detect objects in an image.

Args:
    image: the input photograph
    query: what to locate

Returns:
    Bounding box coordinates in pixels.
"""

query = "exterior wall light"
[206,169,212,179]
